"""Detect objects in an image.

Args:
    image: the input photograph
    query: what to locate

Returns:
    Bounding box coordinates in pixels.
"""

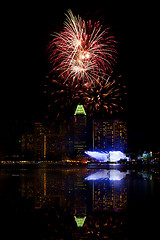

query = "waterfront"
[0,165,160,239]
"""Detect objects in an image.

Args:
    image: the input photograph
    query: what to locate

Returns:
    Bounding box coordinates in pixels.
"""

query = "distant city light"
[85,169,129,181]
[85,150,129,162]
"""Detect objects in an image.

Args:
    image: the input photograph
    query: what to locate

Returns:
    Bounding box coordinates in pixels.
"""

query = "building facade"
[21,122,50,160]
[93,119,127,152]
[73,105,87,154]
[21,105,88,160]
[21,109,127,160]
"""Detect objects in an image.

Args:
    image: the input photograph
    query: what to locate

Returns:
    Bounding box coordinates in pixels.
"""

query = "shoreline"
[0,161,159,170]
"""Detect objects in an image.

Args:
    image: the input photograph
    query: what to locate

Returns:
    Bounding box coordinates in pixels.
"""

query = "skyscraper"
[73,105,87,154]
[33,122,48,160]
[93,119,127,152]
[113,120,127,151]
[21,122,50,160]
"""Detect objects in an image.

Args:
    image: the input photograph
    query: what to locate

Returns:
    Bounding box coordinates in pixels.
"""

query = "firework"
[47,80,83,119]
[45,74,126,119]
[81,75,127,116]
[48,9,117,86]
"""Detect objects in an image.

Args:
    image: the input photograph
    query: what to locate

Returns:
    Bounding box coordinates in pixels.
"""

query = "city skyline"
[21,108,128,160]
[1,1,159,152]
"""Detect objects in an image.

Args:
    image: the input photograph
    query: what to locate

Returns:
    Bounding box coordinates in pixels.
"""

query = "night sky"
[1,1,159,151]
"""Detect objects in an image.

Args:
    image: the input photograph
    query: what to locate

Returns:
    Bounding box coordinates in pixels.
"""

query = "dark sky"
[1,1,159,151]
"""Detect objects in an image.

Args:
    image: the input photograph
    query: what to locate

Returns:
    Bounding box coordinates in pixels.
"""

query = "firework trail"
[46,9,126,119]
[46,79,83,119]
[48,9,117,86]
[81,75,127,116]
[44,74,127,119]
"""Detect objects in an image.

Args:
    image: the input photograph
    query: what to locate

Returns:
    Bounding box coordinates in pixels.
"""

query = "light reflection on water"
[0,166,160,239]
[85,169,129,181]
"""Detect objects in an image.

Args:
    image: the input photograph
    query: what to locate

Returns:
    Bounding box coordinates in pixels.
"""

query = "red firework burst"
[48,9,117,86]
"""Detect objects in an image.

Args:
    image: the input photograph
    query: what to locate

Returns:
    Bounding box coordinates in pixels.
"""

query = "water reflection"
[85,169,129,181]
[85,169,128,212]
[19,168,129,214]
[21,168,88,216]
[16,167,128,239]
[1,167,160,239]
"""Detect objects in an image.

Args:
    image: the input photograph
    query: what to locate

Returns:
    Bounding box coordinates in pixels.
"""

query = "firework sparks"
[44,74,127,119]
[81,75,127,116]
[48,9,117,86]
[47,80,83,119]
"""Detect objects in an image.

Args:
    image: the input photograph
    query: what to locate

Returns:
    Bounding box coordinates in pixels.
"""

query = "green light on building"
[74,105,86,116]
[74,216,86,227]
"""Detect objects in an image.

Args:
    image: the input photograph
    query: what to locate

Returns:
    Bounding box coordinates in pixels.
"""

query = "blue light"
[85,150,129,162]
[85,151,109,162]
[85,169,129,181]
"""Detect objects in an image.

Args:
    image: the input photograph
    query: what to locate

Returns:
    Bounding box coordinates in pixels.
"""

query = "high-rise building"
[73,105,87,154]
[21,122,50,160]
[93,119,127,152]
[113,120,127,151]
[21,134,34,155]
[33,122,49,159]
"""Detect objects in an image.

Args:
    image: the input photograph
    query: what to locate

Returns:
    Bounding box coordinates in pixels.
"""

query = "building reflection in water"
[1,167,158,239]
[20,168,128,216]
[85,170,128,212]
[10,167,131,238]
[20,168,87,216]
